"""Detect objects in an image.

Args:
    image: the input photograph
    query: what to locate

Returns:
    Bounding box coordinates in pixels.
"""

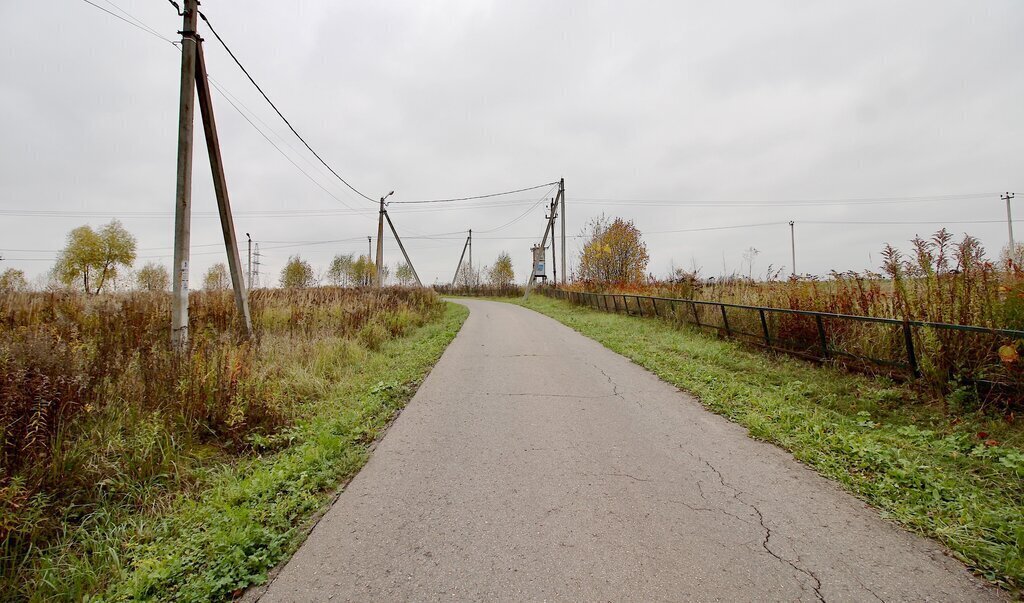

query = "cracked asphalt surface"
[257,299,1002,602]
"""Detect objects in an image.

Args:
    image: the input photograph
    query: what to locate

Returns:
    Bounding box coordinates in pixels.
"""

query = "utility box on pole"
[531,244,547,283]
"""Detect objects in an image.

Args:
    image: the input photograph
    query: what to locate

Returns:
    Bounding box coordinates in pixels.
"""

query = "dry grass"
[563,230,1024,405]
[433,284,524,297]
[0,286,443,598]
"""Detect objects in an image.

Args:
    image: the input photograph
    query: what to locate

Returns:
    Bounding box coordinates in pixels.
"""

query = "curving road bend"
[256,299,1001,602]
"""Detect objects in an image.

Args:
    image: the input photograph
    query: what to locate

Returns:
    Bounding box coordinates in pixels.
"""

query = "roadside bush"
[0,287,444,598]
[358,320,389,351]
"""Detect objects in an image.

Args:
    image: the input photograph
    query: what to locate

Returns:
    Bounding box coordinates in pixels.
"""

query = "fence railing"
[544,288,1024,389]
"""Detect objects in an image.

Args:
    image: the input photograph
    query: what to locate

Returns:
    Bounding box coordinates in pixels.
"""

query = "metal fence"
[545,288,1024,389]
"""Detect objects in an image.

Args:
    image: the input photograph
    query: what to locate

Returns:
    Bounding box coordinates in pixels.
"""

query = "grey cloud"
[1,0,1022,286]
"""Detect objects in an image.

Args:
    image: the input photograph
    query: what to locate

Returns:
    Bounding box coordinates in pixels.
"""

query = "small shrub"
[357,321,389,351]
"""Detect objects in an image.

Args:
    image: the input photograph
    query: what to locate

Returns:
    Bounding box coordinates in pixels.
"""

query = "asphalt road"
[257,299,1001,602]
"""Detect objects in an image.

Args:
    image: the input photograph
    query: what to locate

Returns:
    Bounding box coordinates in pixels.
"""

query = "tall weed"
[561,230,1024,404]
[0,286,443,599]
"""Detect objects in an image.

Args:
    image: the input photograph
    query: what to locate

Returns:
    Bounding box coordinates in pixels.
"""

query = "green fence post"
[903,321,921,378]
[816,315,829,360]
[759,309,771,347]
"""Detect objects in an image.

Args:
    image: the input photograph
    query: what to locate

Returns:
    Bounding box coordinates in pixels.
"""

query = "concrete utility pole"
[559,178,566,284]
[384,211,422,287]
[171,0,199,348]
[246,233,252,289]
[547,197,558,285]
[375,191,394,287]
[195,41,252,337]
[789,221,796,277]
[1004,192,1016,256]
[452,231,471,287]
[468,229,473,286]
[523,201,558,299]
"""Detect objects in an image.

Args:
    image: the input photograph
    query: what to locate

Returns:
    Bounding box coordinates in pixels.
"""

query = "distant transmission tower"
[252,243,262,289]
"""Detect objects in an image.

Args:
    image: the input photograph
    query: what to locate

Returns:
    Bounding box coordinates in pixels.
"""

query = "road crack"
[591,363,643,409]
[748,500,825,602]
[698,456,826,602]
[604,472,652,482]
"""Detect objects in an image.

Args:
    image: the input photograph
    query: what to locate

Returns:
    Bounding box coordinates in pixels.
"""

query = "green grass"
[17,302,467,602]
[511,294,1024,593]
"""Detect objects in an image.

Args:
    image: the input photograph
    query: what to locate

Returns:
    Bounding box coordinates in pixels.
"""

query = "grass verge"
[511,295,1023,593]
[80,302,468,601]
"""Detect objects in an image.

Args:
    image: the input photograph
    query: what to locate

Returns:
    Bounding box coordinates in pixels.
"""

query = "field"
[0,287,463,600]
[565,230,1024,402]
[514,294,1024,593]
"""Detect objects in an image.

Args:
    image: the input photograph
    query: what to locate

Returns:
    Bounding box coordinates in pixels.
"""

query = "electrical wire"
[79,0,176,44]
[209,75,340,187]
[207,78,369,214]
[77,0,377,218]
[801,219,1014,226]
[645,222,787,235]
[569,192,1003,208]
[476,185,558,234]
[389,181,559,204]
[0,199,547,219]
[197,11,377,205]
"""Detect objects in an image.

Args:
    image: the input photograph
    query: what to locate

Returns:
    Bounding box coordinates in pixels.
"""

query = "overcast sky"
[1,1,1022,287]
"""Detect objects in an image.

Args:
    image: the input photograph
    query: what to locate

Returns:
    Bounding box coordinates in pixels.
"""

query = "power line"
[646,222,787,235]
[801,219,1016,226]
[99,0,175,43]
[0,208,369,218]
[207,77,369,214]
[476,185,558,234]
[79,0,177,45]
[570,192,1003,208]
[77,0,375,219]
[389,181,560,204]
[0,197,554,219]
[8,216,1020,257]
[197,11,377,205]
[84,1,558,219]
[209,74,343,189]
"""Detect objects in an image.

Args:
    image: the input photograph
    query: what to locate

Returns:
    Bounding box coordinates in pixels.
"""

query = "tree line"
[0,220,561,292]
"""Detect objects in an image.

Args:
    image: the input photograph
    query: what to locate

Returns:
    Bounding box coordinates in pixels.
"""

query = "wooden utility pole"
[195,41,252,336]
[384,211,422,287]
[559,178,565,284]
[171,0,199,348]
